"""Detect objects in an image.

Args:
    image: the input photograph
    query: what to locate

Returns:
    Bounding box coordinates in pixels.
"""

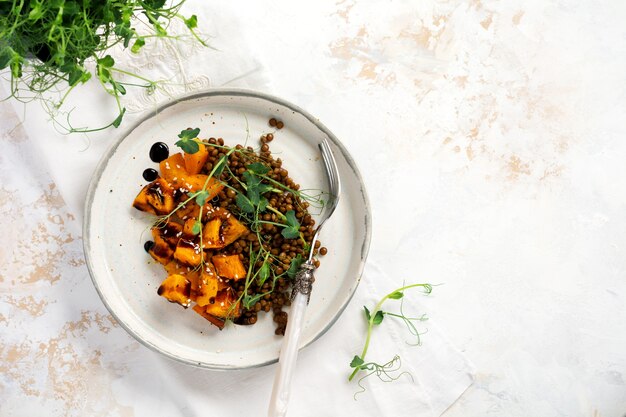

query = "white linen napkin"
[0,2,474,414]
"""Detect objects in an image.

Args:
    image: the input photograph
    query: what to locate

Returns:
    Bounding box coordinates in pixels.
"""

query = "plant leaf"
[68,68,85,86]
[191,220,202,235]
[258,262,270,286]
[213,156,227,178]
[98,55,115,68]
[372,310,384,325]
[195,190,209,206]
[243,292,268,309]
[175,138,199,154]
[247,186,260,206]
[178,127,200,140]
[113,81,126,95]
[287,254,303,279]
[285,210,299,228]
[350,355,364,368]
[131,37,146,53]
[281,226,299,240]
[364,306,371,321]
[112,108,126,128]
[258,197,269,212]
[0,47,13,70]
[184,14,198,29]
[246,162,270,175]
[281,210,300,239]
[257,184,273,194]
[242,171,261,188]
[389,291,404,300]
[236,193,254,213]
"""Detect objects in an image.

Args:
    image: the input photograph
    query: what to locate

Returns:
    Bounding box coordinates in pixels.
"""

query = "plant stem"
[348,283,432,382]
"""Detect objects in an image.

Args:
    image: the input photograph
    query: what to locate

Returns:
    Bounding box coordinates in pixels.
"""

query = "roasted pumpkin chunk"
[159,152,225,193]
[183,218,199,237]
[159,221,184,246]
[192,304,226,329]
[164,260,192,276]
[202,207,248,249]
[184,143,209,175]
[212,254,247,280]
[174,239,205,266]
[132,178,175,215]
[204,288,240,318]
[195,263,219,307]
[149,227,174,265]
[185,175,224,194]
[159,153,186,186]
[202,218,223,248]
[221,215,247,246]
[176,200,200,222]
[157,274,191,307]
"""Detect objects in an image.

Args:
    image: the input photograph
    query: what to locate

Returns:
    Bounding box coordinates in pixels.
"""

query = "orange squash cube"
[212,254,247,280]
[192,304,226,329]
[202,218,223,248]
[157,274,191,307]
[159,153,187,187]
[159,221,184,246]
[184,143,209,175]
[204,289,240,318]
[132,178,175,215]
[195,263,219,307]
[221,214,247,246]
[174,239,204,267]
[148,227,174,265]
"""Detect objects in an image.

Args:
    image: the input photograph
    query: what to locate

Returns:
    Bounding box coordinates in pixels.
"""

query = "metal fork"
[268,138,341,417]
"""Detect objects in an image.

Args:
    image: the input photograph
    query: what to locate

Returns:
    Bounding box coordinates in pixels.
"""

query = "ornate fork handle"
[291,261,316,304]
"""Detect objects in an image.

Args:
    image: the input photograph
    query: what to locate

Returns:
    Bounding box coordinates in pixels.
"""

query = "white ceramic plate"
[83,89,371,369]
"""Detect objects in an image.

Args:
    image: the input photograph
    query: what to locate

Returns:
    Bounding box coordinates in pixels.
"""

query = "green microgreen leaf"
[389,291,404,300]
[191,220,202,235]
[350,355,364,368]
[112,108,126,128]
[258,262,270,286]
[0,47,14,70]
[174,139,199,154]
[178,127,200,140]
[258,197,269,212]
[98,55,115,68]
[281,210,300,239]
[68,68,83,86]
[248,186,260,206]
[242,171,261,187]
[372,310,384,325]
[175,128,201,154]
[236,193,255,213]
[246,162,270,175]
[287,254,304,279]
[213,156,227,178]
[364,306,371,321]
[131,37,146,53]
[195,190,209,207]
[184,14,198,29]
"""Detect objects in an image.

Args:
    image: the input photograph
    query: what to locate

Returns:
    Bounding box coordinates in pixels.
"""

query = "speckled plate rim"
[83,88,372,370]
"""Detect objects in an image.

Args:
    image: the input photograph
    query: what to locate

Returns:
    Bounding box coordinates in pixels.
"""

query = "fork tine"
[318,138,341,221]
